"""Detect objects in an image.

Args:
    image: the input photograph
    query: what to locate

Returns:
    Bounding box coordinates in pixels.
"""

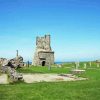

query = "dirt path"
[23,74,87,83]
[0,73,87,84]
[0,74,8,84]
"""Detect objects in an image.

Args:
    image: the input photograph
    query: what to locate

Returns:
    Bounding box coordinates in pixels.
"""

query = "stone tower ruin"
[33,35,54,66]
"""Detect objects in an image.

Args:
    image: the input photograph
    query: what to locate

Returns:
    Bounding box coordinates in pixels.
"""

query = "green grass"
[0,62,100,100]
[17,61,99,74]
[17,66,71,74]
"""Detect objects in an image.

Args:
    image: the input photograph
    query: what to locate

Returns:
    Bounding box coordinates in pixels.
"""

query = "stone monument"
[10,50,24,68]
[33,34,54,66]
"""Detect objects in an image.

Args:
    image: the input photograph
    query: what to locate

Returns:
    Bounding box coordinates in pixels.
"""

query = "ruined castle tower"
[33,35,54,66]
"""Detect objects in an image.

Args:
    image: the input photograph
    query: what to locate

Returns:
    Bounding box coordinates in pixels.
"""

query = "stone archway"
[42,61,45,66]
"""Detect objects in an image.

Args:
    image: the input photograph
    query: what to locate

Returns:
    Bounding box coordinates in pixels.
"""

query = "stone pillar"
[48,61,51,70]
[97,63,99,68]
[84,63,87,69]
[16,50,18,58]
[89,62,91,67]
[75,62,79,69]
[27,61,29,67]
[36,36,39,46]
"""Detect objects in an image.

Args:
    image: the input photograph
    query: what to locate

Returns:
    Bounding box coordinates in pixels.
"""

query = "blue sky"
[0,0,100,62]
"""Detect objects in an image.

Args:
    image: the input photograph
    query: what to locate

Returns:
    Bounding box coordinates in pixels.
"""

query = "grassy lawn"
[0,62,100,100]
[17,61,99,74]
[17,66,71,74]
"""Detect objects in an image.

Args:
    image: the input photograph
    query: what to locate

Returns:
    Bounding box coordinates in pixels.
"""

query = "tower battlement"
[36,35,51,51]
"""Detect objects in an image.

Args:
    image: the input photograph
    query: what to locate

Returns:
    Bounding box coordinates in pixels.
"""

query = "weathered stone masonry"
[33,35,54,66]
